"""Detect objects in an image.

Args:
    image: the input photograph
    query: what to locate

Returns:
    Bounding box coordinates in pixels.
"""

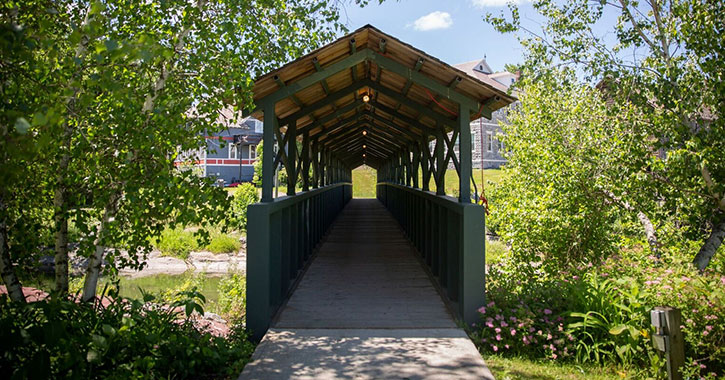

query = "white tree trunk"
[53,2,94,296]
[81,195,119,303]
[693,220,725,272]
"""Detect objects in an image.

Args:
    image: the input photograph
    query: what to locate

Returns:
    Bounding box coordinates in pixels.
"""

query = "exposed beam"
[279,80,367,127]
[369,50,491,115]
[256,49,373,106]
[274,75,303,107]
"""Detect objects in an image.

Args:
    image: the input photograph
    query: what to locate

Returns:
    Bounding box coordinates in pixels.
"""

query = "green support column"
[262,103,277,202]
[301,132,310,192]
[458,105,471,203]
[411,143,420,189]
[319,147,325,187]
[311,138,319,189]
[435,130,446,196]
[420,139,430,191]
[286,120,298,196]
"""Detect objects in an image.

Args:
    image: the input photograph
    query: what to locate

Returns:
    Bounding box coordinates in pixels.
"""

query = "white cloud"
[471,0,523,8]
[412,11,453,31]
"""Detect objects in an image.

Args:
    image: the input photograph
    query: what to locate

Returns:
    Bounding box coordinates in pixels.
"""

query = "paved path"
[239,199,494,380]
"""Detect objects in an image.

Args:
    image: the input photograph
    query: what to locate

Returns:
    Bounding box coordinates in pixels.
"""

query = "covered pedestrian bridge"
[245,25,515,346]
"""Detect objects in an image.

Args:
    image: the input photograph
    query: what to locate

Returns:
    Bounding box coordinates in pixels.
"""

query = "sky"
[339,0,538,73]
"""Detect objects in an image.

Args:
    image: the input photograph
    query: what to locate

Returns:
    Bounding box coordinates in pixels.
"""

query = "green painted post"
[435,130,446,196]
[262,103,277,202]
[420,139,430,191]
[246,204,271,341]
[311,138,319,189]
[460,203,486,325]
[459,105,471,203]
[286,120,297,195]
[301,132,310,192]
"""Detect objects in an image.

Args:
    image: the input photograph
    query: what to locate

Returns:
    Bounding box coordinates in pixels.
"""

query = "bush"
[486,239,508,265]
[229,183,259,232]
[206,232,241,254]
[154,228,199,259]
[473,252,724,378]
[217,272,246,323]
[0,290,255,379]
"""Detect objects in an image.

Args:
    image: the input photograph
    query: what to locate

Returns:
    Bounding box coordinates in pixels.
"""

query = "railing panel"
[376,182,485,326]
[247,183,352,341]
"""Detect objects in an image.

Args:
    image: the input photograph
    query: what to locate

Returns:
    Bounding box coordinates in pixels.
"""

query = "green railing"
[246,183,352,340]
[377,182,485,325]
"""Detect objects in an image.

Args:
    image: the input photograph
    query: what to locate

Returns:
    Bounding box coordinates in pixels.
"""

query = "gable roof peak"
[473,57,493,74]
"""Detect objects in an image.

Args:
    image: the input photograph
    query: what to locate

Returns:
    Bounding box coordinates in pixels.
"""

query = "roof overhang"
[250,25,516,169]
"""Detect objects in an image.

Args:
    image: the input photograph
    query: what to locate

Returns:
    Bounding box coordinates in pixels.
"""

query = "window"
[486,132,493,152]
[471,131,477,153]
[253,120,263,133]
[229,144,239,159]
[249,144,257,159]
[498,138,504,152]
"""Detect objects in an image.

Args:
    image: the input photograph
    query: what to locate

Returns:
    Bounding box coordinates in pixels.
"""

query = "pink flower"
[492,345,498,352]
[486,321,494,328]
[501,321,509,327]
[511,329,517,336]
[478,306,487,314]
[505,344,510,349]
[547,333,553,340]
[495,327,502,333]
[706,325,713,331]
[487,301,495,307]
[543,309,552,315]
[552,353,558,359]
[703,330,709,336]
[496,334,502,341]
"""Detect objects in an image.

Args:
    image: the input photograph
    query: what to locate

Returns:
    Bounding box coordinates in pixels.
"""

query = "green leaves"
[14,117,30,134]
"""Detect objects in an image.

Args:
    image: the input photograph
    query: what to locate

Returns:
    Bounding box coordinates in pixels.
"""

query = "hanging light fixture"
[362,93,371,103]
[363,153,366,157]
[363,144,367,149]
[362,130,367,136]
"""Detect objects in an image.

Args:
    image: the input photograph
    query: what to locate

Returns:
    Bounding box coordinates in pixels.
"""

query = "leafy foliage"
[217,271,247,323]
[0,290,255,379]
[229,183,259,232]
[474,251,724,378]
[486,0,725,269]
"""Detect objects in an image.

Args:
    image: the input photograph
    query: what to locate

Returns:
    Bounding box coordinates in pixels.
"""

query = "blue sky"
[340,0,536,73]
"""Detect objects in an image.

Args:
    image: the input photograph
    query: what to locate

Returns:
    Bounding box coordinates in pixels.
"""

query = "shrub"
[473,252,724,378]
[153,228,199,259]
[217,272,246,323]
[486,239,508,265]
[229,183,259,232]
[0,290,255,379]
[206,232,241,254]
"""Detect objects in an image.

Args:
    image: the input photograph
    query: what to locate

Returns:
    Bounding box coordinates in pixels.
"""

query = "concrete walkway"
[239,199,493,380]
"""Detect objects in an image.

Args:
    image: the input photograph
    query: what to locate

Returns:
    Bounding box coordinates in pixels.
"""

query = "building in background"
[447,57,518,169]
[176,110,263,185]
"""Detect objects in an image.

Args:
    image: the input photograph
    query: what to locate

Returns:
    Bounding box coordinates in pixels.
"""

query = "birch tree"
[487,0,724,270]
[1,0,351,300]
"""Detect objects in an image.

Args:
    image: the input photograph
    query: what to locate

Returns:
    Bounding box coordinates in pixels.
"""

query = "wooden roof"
[251,25,516,169]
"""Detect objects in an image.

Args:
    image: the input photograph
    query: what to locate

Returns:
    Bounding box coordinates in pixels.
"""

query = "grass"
[153,227,241,258]
[352,166,507,199]
[352,165,377,198]
[486,239,508,265]
[484,355,621,380]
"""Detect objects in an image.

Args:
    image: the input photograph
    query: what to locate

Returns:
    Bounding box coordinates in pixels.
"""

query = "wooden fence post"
[651,307,685,380]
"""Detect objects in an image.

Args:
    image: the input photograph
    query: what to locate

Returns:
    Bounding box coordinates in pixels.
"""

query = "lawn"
[484,355,621,380]
[352,166,507,198]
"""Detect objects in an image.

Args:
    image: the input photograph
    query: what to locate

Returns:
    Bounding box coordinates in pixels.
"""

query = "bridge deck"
[240,199,493,380]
